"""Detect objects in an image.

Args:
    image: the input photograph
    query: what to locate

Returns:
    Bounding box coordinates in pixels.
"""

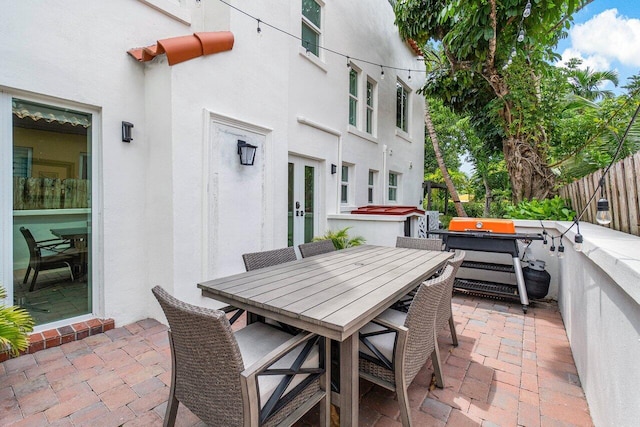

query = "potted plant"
[314,227,365,249]
[0,286,34,357]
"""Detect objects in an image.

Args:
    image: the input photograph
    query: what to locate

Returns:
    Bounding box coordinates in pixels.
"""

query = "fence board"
[614,161,629,233]
[624,155,639,235]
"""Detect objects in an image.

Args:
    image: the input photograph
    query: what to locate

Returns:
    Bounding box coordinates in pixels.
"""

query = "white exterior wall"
[1,0,425,326]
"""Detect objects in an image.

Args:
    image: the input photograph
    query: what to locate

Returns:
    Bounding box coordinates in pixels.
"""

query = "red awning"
[127,31,234,66]
[350,205,425,216]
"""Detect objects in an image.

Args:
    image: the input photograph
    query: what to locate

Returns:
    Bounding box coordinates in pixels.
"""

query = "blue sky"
[555,1,640,92]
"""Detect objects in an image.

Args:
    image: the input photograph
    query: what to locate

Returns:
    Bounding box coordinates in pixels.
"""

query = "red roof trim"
[350,205,425,216]
[127,31,234,66]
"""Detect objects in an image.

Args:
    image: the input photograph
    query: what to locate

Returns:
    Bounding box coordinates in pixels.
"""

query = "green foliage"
[503,196,575,220]
[0,286,34,357]
[314,227,365,250]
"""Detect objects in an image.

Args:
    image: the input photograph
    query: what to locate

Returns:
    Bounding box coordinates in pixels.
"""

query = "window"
[349,69,359,126]
[341,164,349,204]
[396,81,409,132]
[388,172,398,202]
[13,146,32,177]
[368,170,377,204]
[301,0,321,57]
[366,79,375,134]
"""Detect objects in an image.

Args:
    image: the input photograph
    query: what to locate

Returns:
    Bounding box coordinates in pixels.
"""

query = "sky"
[556,0,640,92]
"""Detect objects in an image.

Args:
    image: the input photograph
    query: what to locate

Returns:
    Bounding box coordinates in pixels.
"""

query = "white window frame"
[340,164,350,205]
[301,0,323,58]
[366,78,376,135]
[348,68,360,127]
[368,169,377,204]
[396,80,410,133]
[388,171,400,203]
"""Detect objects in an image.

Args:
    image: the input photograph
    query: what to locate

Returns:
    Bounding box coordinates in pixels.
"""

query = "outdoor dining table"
[198,244,453,427]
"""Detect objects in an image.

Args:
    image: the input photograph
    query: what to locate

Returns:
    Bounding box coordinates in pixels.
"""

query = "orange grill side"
[448,218,516,233]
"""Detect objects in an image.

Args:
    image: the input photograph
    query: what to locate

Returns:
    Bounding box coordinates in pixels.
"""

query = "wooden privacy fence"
[559,151,640,236]
[13,177,90,210]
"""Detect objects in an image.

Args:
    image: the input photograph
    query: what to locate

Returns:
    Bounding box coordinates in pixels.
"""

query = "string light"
[347,56,351,69]
[517,29,525,42]
[549,236,556,257]
[557,242,565,259]
[574,222,583,252]
[215,0,425,78]
[523,1,532,18]
[408,69,411,80]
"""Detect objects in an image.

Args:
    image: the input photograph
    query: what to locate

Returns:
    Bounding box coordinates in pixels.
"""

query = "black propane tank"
[523,260,551,299]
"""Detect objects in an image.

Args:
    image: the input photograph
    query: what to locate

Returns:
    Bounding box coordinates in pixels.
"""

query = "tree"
[566,61,619,101]
[393,0,593,202]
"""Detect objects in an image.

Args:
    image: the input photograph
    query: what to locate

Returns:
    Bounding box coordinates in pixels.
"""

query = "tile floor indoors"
[0,295,593,427]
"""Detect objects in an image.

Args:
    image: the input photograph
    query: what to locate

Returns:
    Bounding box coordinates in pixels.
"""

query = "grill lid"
[448,217,516,234]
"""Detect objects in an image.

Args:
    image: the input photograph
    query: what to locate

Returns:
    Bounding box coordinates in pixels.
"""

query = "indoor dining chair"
[152,286,330,427]
[298,240,336,258]
[358,265,454,427]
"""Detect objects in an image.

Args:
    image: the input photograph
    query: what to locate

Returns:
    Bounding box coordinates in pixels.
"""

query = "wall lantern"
[122,121,134,142]
[331,164,337,174]
[237,140,257,166]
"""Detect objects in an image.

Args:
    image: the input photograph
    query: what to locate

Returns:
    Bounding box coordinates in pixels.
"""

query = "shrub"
[314,227,365,249]
[503,196,575,221]
[0,286,34,357]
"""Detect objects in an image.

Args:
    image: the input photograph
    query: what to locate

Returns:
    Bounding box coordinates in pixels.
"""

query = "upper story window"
[366,79,375,134]
[302,0,322,57]
[388,172,399,202]
[341,164,350,204]
[396,80,409,132]
[349,69,359,127]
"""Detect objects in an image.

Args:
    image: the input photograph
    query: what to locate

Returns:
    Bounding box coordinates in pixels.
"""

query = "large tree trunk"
[503,137,555,203]
[424,102,467,217]
[482,175,492,217]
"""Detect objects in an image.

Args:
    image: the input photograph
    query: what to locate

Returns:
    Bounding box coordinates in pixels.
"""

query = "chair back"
[436,251,465,330]
[403,265,453,382]
[298,240,336,258]
[242,247,297,271]
[447,250,466,274]
[20,227,41,265]
[396,236,443,251]
[151,286,245,426]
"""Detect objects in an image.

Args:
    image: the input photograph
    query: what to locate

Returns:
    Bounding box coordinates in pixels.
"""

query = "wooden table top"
[198,245,453,341]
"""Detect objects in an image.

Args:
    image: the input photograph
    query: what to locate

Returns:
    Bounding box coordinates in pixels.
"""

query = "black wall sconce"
[331,164,337,174]
[237,140,257,166]
[122,121,134,142]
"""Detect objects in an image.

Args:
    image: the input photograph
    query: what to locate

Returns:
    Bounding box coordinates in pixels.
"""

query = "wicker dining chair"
[151,286,330,427]
[358,265,454,427]
[298,240,336,258]
[436,250,466,347]
[395,236,443,251]
[242,247,297,271]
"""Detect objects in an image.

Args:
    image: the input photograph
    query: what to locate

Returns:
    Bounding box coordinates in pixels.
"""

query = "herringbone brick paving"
[0,295,593,426]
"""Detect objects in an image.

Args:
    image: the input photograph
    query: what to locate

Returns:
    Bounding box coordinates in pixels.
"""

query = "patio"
[0,294,593,427]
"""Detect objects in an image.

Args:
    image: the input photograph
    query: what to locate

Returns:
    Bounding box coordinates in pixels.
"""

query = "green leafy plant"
[503,196,575,221]
[314,227,365,250]
[0,286,34,357]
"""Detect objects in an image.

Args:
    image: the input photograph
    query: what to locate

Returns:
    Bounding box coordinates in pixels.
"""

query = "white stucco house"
[1,0,426,330]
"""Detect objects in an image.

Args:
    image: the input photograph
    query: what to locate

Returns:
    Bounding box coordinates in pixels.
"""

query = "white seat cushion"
[359,308,407,362]
[235,322,320,408]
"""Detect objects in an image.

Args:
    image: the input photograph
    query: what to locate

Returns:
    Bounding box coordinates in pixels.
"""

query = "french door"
[288,156,320,249]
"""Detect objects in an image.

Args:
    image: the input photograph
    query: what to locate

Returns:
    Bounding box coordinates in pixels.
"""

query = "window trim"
[396,80,410,133]
[348,68,360,127]
[368,170,377,204]
[366,78,376,135]
[388,171,399,203]
[340,164,350,204]
[301,0,323,59]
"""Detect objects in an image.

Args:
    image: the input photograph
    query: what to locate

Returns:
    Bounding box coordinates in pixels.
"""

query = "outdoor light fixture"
[122,121,134,142]
[574,219,583,252]
[596,178,612,225]
[237,140,257,166]
[523,1,532,18]
[331,164,337,174]
[557,243,565,259]
[549,236,556,257]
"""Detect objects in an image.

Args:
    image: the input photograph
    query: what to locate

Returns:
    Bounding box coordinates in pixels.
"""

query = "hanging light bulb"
[549,237,556,257]
[557,244,565,259]
[347,56,351,69]
[596,198,612,225]
[380,66,385,80]
[574,233,583,252]
[257,19,262,34]
[517,29,525,42]
[408,69,411,80]
[510,47,517,58]
[523,1,532,18]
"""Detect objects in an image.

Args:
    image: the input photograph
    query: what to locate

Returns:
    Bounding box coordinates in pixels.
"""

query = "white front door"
[288,156,320,248]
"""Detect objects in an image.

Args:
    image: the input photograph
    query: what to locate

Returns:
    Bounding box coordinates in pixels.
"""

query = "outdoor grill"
[429,218,544,313]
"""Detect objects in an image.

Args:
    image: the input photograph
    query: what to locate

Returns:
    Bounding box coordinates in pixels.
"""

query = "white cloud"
[569,9,640,68]
[558,48,611,71]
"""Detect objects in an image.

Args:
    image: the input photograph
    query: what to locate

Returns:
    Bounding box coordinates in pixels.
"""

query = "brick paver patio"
[0,295,593,426]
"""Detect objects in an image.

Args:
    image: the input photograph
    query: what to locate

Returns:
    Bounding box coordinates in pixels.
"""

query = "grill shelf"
[454,278,520,302]
[460,261,515,274]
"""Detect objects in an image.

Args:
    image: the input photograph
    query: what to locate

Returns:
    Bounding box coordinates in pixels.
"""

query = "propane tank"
[523,260,551,299]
